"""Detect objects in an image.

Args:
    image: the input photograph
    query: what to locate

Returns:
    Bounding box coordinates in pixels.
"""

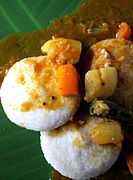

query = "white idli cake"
[0,38,82,131]
[40,112,123,180]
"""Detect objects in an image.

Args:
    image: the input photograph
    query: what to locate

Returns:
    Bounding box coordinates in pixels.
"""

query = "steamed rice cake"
[40,115,122,179]
[0,56,81,131]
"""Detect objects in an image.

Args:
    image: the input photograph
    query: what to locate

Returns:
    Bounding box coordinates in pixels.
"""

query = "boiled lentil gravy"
[0,0,133,179]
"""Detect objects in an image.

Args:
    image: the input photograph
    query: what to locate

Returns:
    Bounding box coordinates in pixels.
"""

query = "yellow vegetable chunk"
[41,38,82,65]
[84,67,118,102]
[91,119,123,145]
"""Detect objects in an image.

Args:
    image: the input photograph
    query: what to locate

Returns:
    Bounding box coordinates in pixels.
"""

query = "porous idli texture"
[1,56,81,131]
[40,116,122,179]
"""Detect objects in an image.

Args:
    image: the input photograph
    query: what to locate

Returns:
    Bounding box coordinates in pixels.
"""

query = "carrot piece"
[116,22,131,40]
[57,64,79,96]
[125,152,133,175]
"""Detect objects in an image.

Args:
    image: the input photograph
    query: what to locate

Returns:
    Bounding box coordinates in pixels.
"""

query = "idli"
[0,56,81,131]
[81,38,133,111]
[40,114,123,179]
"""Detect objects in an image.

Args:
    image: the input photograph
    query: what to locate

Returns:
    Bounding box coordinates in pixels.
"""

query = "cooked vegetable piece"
[57,64,79,96]
[90,100,133,133]
[125,152,133,175]
[91,119,123,145]
[116,22,131,40]
[41,38,82,65]
[90,100,118,117]
[84,67,118,102]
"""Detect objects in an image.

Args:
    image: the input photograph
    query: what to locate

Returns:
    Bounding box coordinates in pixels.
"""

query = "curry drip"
[17,57,62,111]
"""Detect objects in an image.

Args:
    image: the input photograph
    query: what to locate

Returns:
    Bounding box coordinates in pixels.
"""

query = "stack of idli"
[0,37,124,179]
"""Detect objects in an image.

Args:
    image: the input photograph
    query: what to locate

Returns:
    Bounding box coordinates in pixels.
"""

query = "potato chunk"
[91,119,123,145]
[84,67,118,102]
[41,38,82,65]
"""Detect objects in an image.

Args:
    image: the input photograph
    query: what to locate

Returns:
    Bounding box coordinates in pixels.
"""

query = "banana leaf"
[0,0,80,179]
